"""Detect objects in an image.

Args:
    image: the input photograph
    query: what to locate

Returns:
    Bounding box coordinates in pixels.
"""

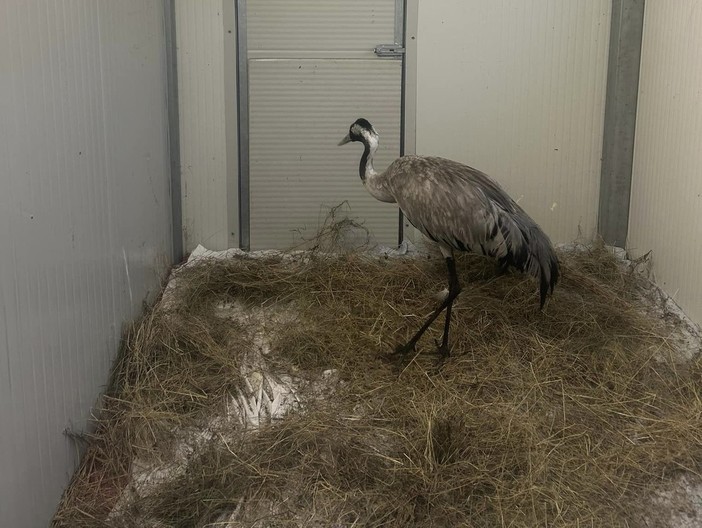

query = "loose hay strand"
[53,234,702,527]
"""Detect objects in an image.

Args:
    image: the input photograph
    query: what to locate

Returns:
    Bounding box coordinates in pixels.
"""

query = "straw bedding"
[53,234,702,527]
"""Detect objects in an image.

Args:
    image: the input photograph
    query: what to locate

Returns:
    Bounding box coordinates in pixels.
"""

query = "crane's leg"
[394,256,461,357]
[437,257,461,357]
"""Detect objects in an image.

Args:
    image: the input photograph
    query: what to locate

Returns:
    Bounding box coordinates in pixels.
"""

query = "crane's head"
[338,118,378,147]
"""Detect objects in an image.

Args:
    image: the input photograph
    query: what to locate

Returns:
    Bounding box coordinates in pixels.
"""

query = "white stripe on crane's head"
[361,129,379,151]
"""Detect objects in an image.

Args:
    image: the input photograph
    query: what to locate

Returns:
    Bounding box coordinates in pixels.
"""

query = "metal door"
[237,0,404,250]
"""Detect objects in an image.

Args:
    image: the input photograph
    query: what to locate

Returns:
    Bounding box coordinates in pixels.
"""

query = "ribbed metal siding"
[249,59,401,249]
[416,0,611,243]
[246,0,401,249]
[628,1,702,324]
[0,2,172,525]
[247,0,395,53]
[176,0,230,252]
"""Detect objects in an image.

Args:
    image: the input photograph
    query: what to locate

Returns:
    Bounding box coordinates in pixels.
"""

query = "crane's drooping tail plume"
[495,210,559,309]
[339,117,559,357]
[530,226,560,309]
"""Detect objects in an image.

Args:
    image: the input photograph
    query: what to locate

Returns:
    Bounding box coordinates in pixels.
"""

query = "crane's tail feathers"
[495,222,559,308]
[529,227,559,309]
[496,211,559,308]
[538,255,559,308]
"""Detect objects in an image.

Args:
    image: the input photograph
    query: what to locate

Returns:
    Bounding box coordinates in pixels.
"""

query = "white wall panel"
[0,1,172,525]
[415,0,611,243]
[629,1,702,324]
[176,0,231,252]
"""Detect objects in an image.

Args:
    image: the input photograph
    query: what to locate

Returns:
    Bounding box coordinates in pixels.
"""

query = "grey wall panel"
[628,1,702,324]
[247,0,395,53]
[0,1,172,525]
[415,0,611,243]
[248,59,401,250]
[176,0,232,252]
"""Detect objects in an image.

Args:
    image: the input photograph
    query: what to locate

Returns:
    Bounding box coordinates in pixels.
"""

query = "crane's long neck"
[359,135,378,182]
[358,133,395,203]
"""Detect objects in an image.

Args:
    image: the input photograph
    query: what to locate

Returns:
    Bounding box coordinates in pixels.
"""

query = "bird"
[338,118,559,358]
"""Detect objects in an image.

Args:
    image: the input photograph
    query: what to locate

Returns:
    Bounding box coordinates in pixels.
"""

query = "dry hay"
[53,235,702,527]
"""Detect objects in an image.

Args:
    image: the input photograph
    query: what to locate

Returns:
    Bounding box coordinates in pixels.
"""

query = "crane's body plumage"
[339,118,559,357]
[382,155,558,303]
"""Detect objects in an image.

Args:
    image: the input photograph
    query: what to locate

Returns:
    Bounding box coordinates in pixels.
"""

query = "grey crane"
[338,118,559,357]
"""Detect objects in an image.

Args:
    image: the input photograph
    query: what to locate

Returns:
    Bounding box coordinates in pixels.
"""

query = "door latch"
[373,44,405,59]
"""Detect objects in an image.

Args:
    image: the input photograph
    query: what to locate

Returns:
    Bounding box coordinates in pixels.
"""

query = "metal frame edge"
[164,0,183,262]
[223,0,240,250]
[401,0,419,246]
[398,0,406,245]
[235,0,250,250]
[598,0,646,247]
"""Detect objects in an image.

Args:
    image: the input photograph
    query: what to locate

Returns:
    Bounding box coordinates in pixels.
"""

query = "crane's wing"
[385,156,559,307]
[385,156,524,257]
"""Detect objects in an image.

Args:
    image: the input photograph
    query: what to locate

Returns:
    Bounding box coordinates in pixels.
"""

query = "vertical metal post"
[400,0,419,246]
[397,0,406,245]
[164,0,183,262]
[223,0,239,250]
[394,0,405,49]
[235,0,250,251]
[403,0,418,158]
[598,0,645,247]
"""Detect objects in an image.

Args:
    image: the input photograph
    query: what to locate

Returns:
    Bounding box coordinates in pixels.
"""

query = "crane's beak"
[337,134,351,146]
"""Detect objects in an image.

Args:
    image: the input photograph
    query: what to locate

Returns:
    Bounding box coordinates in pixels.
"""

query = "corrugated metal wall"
[0,1,172,525]
[415,0,611,243]
[246,0,402,250]
[178,0,611,249]
[248,59,402,250]
[628,1,702,324]
[176,0,232,252]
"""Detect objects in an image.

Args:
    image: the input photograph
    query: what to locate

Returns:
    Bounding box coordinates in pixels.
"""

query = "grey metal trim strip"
[402,0,418,158]
[223,0,239,249]
[398,0,406,245]
[394,0,405,46]
[164,0,183,262]
[400,0,419,246]
[598,0,645,247]
[235,0,250,250]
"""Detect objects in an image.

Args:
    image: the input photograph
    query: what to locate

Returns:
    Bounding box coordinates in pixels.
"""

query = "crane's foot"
[433,337,451,358]
[391,341,416,357]
[380,341,417,365]
[389,340,451,358]
[436,342,451,359]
